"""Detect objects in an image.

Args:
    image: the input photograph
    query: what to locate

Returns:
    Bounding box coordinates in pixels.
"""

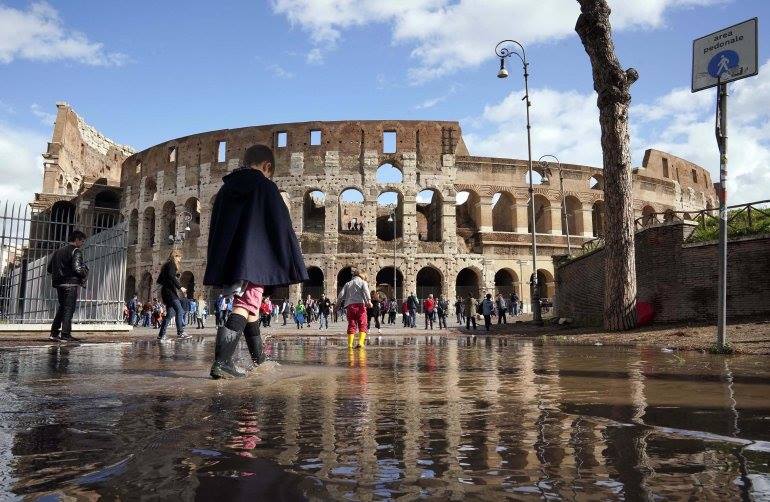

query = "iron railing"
[0,201,127,325]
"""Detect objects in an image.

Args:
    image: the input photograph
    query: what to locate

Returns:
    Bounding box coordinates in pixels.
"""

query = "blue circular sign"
[708,50,739,78]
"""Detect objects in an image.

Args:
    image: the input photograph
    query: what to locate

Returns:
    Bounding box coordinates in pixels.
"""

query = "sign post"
[692,18,758,350]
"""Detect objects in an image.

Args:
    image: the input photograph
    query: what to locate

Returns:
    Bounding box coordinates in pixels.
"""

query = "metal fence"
[0,202,127,325]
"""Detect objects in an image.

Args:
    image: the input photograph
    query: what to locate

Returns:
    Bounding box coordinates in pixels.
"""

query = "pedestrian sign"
[692,18,758,92]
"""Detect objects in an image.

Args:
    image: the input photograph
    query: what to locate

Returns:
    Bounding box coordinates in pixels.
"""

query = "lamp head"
[185,225,191,232]
[497,58,509,78]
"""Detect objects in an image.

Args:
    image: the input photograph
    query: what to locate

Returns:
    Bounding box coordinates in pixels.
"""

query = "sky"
[1,0,769,208]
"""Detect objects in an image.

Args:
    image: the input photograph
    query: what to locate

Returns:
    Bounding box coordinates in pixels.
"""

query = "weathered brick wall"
[555,223,770,325]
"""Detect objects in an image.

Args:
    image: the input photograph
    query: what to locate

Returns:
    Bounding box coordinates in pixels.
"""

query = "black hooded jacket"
[203,168,308,287]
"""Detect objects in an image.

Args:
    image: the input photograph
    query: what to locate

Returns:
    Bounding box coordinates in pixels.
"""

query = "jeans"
[438,314,447,329]
[483,315,492,331]
[408,309,416,328]
[497,311,507,324]
[158,297,185,338]
[424,311,434,329]
[319,313,329,329]
[465,315,477,330]
[51,285,78,337]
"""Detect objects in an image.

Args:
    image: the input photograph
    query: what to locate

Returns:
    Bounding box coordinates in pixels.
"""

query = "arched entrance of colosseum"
[144,177,157,203]
[592,201,605,237]
[161,201,177,244]
[336,266,354,295]
[376,191,403,241]
[139,272,153,301]
[376,163,403,184]
[179,271,195,299]
[456,190,480,232]
[376,266,404,300]
[183,197,201,240]
[492,191,516,232]
[50,201,75,242]
[302,266,325,300]
[129,209,139,246]
[455,267,481,299]
[125,275,136,302]
[142,207,156,247]
[532,269,555,301]
[494,268,518,297]
[529,194,551,234]
[416,266,443,300]
[416,189,442,242]
[642,205,656,225]
[303,190,325,233]
[564,195,582,235]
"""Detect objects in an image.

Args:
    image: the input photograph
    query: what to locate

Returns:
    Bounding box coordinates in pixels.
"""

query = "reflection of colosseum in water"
[36,103,717,308]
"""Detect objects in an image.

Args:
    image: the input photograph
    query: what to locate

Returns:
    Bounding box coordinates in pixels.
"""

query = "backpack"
[475,301,483,315]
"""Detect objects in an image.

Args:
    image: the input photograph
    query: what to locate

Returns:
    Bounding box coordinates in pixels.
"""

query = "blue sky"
[1,0,769,206]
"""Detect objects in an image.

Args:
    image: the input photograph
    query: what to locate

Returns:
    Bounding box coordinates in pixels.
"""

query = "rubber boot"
[244,332,265,365]
[358,332,367,348]
[210,325,246,379]
[347,334,355,348]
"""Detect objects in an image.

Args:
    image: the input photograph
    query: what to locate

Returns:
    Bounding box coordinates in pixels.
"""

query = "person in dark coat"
[47,230,89,342]
[156,248,191,341]
[204,144,308,379]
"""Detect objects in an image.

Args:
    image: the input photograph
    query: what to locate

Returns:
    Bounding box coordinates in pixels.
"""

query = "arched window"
[589,175,604,190]
[142,207,156,247]
[161,201,177,245]
[455,190,480,231]
[303,190,326,233]
[417,189,442,242]
[529,195,552,234]
[376,191,403,241]
[129,209,139,245]
[563,195,583,235]
[492,192,516,232]
[302,266,324,299]
[339,189,364,234]
[375,163,403,184]
[184,197,201,240]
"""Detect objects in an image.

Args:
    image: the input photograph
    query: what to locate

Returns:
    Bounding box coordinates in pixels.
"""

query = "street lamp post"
[388,211,397,300]
[539,155,571,255]
[168,209,193,244]
[495,39,542,324]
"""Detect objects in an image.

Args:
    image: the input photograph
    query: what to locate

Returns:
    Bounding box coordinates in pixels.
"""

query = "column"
[581,202,594,237]
[550,200,563,235]
[479,195,494,233]
[515,202,530,233]
[442,191,458,255]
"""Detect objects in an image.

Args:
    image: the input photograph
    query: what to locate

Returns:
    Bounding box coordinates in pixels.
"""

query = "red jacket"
[401,301,409,314]
[259,302,271,315]
[423,298,435,312]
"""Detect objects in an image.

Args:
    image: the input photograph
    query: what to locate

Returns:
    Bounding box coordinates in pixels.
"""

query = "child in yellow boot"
[336,269,372,350]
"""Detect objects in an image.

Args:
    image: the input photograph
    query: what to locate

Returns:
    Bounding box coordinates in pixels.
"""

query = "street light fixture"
[539,155,571,255]
[387,210,397,300]
[495,39,542,325]
[167,209,193,244]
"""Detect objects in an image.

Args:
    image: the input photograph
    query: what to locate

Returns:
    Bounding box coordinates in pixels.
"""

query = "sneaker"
[177,332,192,340]
[60,335,80,342]
[49,333,61,342]
[158,336,172,343]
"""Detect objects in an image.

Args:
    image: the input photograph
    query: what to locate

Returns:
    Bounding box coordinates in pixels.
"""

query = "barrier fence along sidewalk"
[0,201,128,326]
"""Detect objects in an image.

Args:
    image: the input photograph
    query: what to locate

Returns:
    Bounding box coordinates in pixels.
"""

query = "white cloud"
[0,121,46,208]
[271,0,724,82]
[268,64,294,79]
[0,2,126,65]
[414,83,460,110]
[30,103,55,126]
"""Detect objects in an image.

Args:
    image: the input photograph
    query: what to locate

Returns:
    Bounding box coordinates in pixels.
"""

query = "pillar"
[581,202,594,237]
[479,195,494,233]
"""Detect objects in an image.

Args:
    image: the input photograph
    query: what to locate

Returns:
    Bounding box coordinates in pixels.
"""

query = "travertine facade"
[34,107,717,308]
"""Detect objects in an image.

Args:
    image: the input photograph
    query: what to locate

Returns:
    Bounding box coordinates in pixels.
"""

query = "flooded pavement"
[1,335,769,500]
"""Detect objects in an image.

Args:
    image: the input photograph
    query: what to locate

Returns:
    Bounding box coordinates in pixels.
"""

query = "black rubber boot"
[244,322,266,365]
[210,325,246,379]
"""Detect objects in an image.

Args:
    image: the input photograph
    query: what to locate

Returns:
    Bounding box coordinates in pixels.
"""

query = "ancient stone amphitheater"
[37,104,717,309]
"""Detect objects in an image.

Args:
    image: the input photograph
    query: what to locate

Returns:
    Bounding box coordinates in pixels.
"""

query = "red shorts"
[232,282,264,316]
[346,303,368,335]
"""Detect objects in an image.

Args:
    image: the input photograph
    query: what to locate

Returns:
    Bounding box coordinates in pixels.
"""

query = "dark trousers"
[196,317,204,328]
[51,285,78,337]
[408,309,416,327]
[497,311,507,324]
[215,311,221,327]
[368,312,380,330]
[319,313,329,329]
[465,315,476,330]
[388,311,396,324]
[483,315,492,331]
[424,311,434,329]
[438,314,447,329]
[159,297,185,338]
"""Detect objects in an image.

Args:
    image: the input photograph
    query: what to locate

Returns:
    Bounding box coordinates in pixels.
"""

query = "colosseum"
[34,103,717,310]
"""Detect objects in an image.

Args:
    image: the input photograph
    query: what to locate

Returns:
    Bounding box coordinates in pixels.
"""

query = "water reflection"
[0,337,769,500]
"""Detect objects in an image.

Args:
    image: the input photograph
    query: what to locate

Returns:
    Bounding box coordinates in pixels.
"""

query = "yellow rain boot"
[358,332,367,348]
[347,333,355,348]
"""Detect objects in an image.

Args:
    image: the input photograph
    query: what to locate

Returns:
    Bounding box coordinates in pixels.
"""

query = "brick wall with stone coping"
[555,222,770,325]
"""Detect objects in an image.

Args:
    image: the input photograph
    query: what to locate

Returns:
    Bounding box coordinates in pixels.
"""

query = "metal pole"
[716,81,728,348]
[523,62,541,324]
[393,211,397,301]
[559,168,571,255]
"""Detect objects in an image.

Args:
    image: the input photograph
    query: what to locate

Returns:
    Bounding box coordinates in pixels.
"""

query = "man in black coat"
[204,144,308,379]
[47,230,89,342]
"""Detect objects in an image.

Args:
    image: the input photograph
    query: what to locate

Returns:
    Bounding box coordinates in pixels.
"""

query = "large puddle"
[1,336,769,500]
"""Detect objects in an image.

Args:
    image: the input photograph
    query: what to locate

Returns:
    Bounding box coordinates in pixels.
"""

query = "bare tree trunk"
[576,0,637,330]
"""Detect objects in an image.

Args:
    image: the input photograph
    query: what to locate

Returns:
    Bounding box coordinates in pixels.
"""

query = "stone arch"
[144,177,157,204]
[525,167,548,185]
[535,269,555,300]
[302,266,325,299]
[183,197,201,239]
[376,190,403,241]
[416,189,443,242]
[529,194,552,234]
[492,191,516,232]
[339,188,365,233]
[563,195,583,235]
[417,266,443,300]
[179,271,195,299]
[592,200,605,237]
[336,266,354,295]
[376,162,403,184]
[589,174,604,190]
[50,201,75,242]
[161,201,177,244]
[455,267,481,299]
[93,190,120,231]
[303,190,326,233]
[142,207,156,247]
[376,266,404,300]
[494,268,518,297]
[125,275,136,302]
[642,205,657,225]
[128,209,139,245]
[66,182,74,195]
[456,189,480,232]
[139,271,153,301]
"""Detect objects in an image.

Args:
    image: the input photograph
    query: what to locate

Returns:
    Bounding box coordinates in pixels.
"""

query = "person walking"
[203,144,308,379]
[380,298,388,325]
[423,294,435,330]
[318,294,331,330]
[454,298,463,325]
[195,294,206,328]
[510,292,520,316]
[281,298,290,325]
[336,269,372,349]
[401,299,409,327]
[463,294,478,330]
[156,249,191,341]
[47,230,89,342]
[127,294,139,326]
[187,297,197,327]
[294,300,306,329]
[367,290,382,334]
[482,293,495,332]
[259,298,271,327]
[406,292,418,328]
[437,295,449,329]
[496,293,508,325]
[388,298,397,325]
